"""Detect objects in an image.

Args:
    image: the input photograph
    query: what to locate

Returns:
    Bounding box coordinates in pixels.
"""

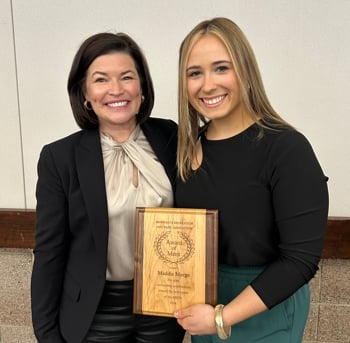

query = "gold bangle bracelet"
[214,304,231,340]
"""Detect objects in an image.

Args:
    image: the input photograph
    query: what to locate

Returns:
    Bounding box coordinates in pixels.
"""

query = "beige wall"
[1,0,350,215]
[0,0,25,208]
[0,248,349,343]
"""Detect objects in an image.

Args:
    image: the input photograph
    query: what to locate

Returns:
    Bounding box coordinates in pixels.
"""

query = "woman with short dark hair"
[31,32,184,343]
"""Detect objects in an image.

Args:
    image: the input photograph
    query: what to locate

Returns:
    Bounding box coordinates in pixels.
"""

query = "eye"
[95,77,107,83]
[122,75,134,81]
[187,70,201,78]
[216,65,229,73]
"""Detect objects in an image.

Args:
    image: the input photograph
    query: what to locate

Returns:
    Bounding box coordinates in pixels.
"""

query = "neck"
[206,113,254,140]
[100,120,137,143]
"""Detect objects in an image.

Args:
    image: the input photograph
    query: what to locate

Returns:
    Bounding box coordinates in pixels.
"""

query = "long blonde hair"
[177,17,292,181]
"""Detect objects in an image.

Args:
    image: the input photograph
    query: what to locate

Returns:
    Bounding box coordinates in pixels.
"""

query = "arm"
[31,145,69,343]
[174,285,266,335]
[251,131,329,307]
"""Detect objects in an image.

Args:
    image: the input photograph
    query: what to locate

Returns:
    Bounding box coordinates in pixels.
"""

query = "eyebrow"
[91,69,136,77]
[186,60,232,71]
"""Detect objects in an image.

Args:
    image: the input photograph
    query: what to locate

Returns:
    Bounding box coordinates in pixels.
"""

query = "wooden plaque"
[133,207,218,317]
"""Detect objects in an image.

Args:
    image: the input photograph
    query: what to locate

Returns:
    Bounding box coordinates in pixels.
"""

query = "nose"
[109,79,123,96]
[202,73,216,93]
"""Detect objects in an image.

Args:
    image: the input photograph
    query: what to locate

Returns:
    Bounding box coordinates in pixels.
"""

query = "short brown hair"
[67,32,154,129]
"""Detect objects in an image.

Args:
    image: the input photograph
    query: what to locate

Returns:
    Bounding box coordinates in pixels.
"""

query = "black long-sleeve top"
[175,124,329,308]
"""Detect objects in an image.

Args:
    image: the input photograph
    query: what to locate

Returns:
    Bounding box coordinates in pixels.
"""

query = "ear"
[84,93,92,103]
[82,81,89,101]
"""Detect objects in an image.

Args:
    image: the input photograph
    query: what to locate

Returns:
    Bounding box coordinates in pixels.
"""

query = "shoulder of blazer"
[141,117,178,189]
[40,129,100,163]
[141,117,177,150]
[43,129,99,150]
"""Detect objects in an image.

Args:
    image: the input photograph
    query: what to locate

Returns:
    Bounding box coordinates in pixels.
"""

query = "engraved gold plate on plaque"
[133,207,218,317]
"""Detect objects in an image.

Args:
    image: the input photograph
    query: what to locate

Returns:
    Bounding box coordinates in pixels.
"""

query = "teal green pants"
[192,265,310,343]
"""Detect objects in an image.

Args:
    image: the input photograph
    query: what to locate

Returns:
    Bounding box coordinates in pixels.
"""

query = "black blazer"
[31,118,178,343]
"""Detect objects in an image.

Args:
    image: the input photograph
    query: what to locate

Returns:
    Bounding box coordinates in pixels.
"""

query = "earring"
[84,100,92,111]
[141,95,145,103]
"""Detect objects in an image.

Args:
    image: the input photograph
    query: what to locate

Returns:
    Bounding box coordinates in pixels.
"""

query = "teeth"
[108,101,128,107]
[202,95,225,105]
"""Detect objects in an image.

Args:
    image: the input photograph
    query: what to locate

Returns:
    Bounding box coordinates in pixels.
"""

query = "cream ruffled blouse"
[100,125,173,281]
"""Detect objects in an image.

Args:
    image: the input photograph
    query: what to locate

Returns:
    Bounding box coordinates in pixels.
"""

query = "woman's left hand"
[174,304,216,336]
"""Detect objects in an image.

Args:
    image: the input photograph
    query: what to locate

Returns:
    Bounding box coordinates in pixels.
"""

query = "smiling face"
[186,33,248,126]
[84,52,142,136]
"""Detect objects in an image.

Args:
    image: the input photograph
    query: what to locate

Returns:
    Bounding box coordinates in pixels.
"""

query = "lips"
[201,95,226,106]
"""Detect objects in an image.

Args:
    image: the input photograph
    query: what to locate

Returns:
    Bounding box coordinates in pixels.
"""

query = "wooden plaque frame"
[133,207,218,317]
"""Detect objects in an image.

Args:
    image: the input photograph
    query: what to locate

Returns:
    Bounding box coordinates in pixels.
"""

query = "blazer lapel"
[75,130,109,261]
